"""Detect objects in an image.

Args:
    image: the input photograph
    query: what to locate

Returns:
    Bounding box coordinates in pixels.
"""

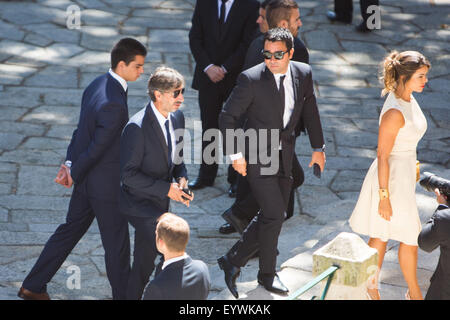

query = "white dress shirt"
[230,63,295,160]
[108,68,127,92]
[203,0,235,74]
[150,101,176,163]
[161,253,189,270]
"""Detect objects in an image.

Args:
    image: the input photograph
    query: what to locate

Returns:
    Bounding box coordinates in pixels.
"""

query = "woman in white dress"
[349,50,430,300]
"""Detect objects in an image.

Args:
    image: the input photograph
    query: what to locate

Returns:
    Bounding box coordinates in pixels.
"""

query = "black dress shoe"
[218,255,241,299]
[222,208,248,235]
[326,10,352,24]
[257,273,289,295]
[188,177,214,190]
[18,287,51,300]
[219,222,237,234]
[355,21,372,33]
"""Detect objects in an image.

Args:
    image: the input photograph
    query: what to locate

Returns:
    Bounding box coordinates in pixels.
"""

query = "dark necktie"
[279,75,286,119]
[164,120,172,168]
[219,0,228,36]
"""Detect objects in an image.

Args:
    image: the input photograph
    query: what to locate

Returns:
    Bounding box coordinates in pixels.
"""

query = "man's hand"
[205,65,225,83]
[54,164,73,188]
[435,188,448,205]
[168,183,193,207]
[232,157,247,176]
[178,177,194,202]
[309,151,326,172]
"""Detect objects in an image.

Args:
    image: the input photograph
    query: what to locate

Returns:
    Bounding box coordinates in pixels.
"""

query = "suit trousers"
[232,155,304,222]
[228,153,292,275]
[198,82,234,183]
[334,0,379,22]
[22,189,130,299]
[126,215,163,300]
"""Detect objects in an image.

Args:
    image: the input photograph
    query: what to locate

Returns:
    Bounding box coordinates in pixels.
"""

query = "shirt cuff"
[221,65,227,73]
[203,64,214,73]
[229,153,243,161]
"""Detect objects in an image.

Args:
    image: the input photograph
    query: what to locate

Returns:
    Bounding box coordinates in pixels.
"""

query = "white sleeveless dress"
[349,92,427,246]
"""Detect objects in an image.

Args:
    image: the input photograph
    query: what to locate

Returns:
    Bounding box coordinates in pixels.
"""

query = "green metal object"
[287,265,339,300]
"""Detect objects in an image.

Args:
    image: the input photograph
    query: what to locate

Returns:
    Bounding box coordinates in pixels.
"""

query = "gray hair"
[147,66,185,102]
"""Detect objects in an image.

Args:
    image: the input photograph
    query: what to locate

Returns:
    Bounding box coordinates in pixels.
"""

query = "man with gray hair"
[119,66,193,299]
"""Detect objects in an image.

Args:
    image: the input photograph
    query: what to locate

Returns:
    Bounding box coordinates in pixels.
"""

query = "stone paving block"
[20,137,69,150]
[0,195,69,211]
[0,63,37,85]
[149,29,189,43]
[17,165,72,196]
[81,9,126,26]
[22,23,81,44]
[22,106,80,125]
[23,32,53,47]
[330,170,367,193]
[305,30,341,51]
[334,129,378,149]
[45,125,77,140]
[0,207,8,223]
[0,231,55,246]
[0,3,65,25]
[0,121,46,137]
[133,8,193,19]
[67,51,110,67]
[0,223,28,232]
[0,149,65,166]
[124,17,192,30]
[0,133,25,151]
[0,172,15,184]
[148,42,191,53]
[0,184,11,195]
[25,66,78,88]
[11,209,66,224]
[336,146,377,159]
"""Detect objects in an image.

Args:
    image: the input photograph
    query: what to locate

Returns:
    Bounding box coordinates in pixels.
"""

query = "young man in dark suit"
[18,38,146,301]
[119,67,193,300]
[218,28,325,298]
[219,0,309,235]
[188,0,259,191]
[418,189,450,300]
[142,213,210,300]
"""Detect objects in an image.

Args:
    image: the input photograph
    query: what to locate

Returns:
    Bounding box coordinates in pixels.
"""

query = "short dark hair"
[110,38,147,70]
[147,66,185,102]
[266,0,298,29]
[260,0,272,9]
[264,27,293,51]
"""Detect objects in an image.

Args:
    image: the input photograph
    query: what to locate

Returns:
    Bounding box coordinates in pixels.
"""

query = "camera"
[419,172,450,204]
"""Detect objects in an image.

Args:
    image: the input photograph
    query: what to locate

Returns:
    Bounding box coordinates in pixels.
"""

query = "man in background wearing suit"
[143,213,210,300]
[120,67,193,300]
[18,38,147,300]
[188,0,259,193]
[218,28,325,298]
[418,189,450,300]
[219,0,309,235]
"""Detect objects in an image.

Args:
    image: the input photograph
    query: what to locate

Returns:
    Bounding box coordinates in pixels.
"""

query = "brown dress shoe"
[18,287,50,300]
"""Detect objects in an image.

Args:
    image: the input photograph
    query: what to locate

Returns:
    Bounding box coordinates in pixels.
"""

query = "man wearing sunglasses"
[218,28,325,298]
[119,67,193,299]
[219,0,309,236]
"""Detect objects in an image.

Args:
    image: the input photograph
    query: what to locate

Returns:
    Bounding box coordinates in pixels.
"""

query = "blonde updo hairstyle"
[380,50,430,97]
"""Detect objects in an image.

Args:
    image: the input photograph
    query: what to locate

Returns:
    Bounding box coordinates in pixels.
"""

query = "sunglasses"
[170,88,185,98]
[261,50,289,60]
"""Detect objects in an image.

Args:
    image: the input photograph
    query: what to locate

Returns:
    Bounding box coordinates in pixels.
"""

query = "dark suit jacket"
[418,205,450,300]
[66,73,128,201]
[219,61,324,178]
[119,104,188,218]
[242,34,310,137]
[189,0,259,91]
[142,256,210,300]
[243,34,309,70]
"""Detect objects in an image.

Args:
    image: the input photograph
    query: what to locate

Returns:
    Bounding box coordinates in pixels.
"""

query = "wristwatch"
[64,160,72,168]
[312,145,326,153]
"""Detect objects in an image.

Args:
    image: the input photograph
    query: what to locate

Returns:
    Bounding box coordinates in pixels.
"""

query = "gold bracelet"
[379,188,389,200]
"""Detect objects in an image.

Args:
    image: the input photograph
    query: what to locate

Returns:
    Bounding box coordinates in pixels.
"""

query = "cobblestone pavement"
[0,0,449,300]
